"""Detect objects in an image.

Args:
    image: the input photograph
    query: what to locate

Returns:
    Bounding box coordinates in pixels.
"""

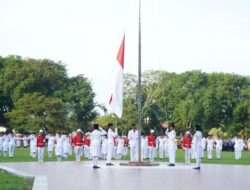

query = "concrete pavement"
[0,161,250,190]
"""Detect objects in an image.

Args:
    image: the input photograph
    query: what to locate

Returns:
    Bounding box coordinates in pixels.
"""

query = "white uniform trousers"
[107,143,114,163]
[148,146,155,162]
[37,147,44,162]
[130,145,138,162]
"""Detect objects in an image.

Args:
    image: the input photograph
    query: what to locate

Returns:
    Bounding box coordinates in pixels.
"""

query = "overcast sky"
[0,0,250,110]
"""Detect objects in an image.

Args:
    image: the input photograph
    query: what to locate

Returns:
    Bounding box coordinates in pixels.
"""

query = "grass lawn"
[0,148,250,165]
[0,169,33,190]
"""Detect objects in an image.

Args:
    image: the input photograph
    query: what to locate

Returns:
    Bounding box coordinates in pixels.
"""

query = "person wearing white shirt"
[63,133,70,158]
[128,124,139,162]
[28,133,37,158]
[106,123,117,166]
[22,135,29,148]
[55,132,64,161]
[193,124,203,170]
[141,135,148,160]
[161,121,176,166]
[116,136,125,159]
[8,132,16,158]
[101,136,108,159]
[166,125,177,166]
[234,136,244,160]
[90,124,107,169]
[206,136,214,160]
[2,133,9,157]
[201,137,207,159]
[0,132,4,157]
[158,136,166,159]
[215,137,223,159]
[164,136,169,158]
[46,133,55,158]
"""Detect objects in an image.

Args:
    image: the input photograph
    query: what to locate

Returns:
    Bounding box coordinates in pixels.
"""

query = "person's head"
[39,129,43,135]
[195,124,202,132]
[150,129,154,134]
[131,124,136,130]
[58,131,62,137]
[185,131,190,136]
[108,123,114,130]
[170,124,175,131]
[94,124,99,130]
[77,129,82,134]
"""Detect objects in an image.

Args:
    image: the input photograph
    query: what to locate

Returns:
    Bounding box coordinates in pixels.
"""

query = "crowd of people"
[0,122,249,170]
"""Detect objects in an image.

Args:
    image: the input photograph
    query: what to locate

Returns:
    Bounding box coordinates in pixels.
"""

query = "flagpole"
[138,0,142,163]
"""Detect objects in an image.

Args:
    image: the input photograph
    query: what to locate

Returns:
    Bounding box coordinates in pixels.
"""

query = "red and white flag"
[109,35,125,118]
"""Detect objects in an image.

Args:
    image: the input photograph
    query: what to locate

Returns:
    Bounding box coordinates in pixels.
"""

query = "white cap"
[150,129,154,133]
[186,131,190,134]
[39,129,43,133]
[77,129,82,133]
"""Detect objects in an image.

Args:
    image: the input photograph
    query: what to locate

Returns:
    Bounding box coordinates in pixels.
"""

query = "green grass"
[0,169,33,190]
[0,148,250,165]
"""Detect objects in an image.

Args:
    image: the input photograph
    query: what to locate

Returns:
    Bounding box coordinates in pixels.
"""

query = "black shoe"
[93,166,100,169]
[106,163,114,166]
[168,163,175,166]
[193,167,201,170]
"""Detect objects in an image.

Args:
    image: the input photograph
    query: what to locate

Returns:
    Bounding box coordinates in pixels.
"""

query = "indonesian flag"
[109,35,125,118]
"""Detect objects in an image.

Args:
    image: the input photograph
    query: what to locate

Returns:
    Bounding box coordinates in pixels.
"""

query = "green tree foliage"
[105,70,250,137]
[0,55,96,132]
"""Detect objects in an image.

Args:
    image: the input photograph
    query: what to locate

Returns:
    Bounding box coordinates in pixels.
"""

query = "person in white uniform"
[0,132,3,156]
[201,137,207,159]
[158,135,165,160]
[128,124,139,162]
[106,123,117,166]
[28,132,37,158]
[2,133,9,157]
[116,136,125,159]
[22,135,29,148]
[162,122,176,167]
[234,135,244,160]
[55,132,64,161]
[46,132,55,158]
[63,133,70,158]
[215,136,223,159]
[8,132,16,158]
[141,135,148,160]
[15,135,21,148]
[164,136,169,159]
[206,136,214,160]
[193,124,203,170]
[90,124,107,169]
[101,136,108,159]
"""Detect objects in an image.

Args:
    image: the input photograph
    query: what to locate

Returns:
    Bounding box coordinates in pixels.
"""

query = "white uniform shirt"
[8,134,16,146]
[128,129,139,147]
[234,138,244,150]
[166,130,176,147]
[215,139,223,150]
[0,135,4,149]
[194,131,202,150]
[207,139,214,149]
[107,128,117,145]
[90,128,107,157]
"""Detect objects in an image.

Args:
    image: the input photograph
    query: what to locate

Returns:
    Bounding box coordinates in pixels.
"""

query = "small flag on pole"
[109,35,125,118]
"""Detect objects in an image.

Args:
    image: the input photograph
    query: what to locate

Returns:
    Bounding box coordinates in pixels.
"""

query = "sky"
[0,0,250,111]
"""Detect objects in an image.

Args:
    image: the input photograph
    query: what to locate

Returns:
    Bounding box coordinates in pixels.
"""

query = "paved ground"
[1,161,250,190]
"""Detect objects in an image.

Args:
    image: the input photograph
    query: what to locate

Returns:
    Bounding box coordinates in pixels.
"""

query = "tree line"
[1,56,249,138]
[96,70,250,139]
[0,55,96,133]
